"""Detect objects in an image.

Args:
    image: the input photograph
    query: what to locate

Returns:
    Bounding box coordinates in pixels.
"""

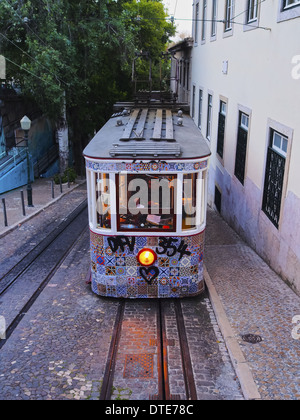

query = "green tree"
[0,0,175,170]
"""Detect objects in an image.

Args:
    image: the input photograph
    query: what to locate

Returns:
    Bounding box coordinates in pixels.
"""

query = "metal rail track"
[100,299,197,401]
[0,200,88,349]
[0,200,87,295]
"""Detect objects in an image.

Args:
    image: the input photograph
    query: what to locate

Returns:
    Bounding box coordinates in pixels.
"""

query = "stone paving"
[0,230,110,400]
[0,226,243,400]
[0,180,299,400]
[110,297,243,400]
[205,208,300,400]
[181,297,242,400]
[0,181,87,279]
[0,177,86,238]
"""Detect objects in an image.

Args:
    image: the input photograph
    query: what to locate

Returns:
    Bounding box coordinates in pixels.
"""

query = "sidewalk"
[0,177,86,238]
[204,208,300,400]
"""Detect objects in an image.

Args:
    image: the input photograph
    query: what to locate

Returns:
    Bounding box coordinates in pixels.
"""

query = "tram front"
[83,105,211,299]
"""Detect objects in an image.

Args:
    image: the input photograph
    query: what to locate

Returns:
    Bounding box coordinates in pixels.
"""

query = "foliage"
[53,167,77,185]
[0,0,175,164]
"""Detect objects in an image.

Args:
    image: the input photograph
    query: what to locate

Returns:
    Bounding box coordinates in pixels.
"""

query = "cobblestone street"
[0,227,243,400]
[0,184,244,400]
[205,209,300,401]
[0,184,299,400]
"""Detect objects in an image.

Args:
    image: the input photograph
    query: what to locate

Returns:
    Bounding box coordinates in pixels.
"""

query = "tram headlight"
[137,248,157,266]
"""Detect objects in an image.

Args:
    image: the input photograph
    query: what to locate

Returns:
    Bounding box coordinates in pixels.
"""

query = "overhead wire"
[4,56,54,86]
[0,32,69,87]
[1,0,271,90]
[2,0,70,87]
[230,0,267,22]
[133,14,272,31]
[4,0,48,47]
[173,0,178,17]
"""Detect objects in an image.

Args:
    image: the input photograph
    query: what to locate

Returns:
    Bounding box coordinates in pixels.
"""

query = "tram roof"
[83,104,211,161]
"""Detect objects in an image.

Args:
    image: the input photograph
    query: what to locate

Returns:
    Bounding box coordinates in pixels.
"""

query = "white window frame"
[283,0,300,10]
[198,88,203,130]
[248,0,258,22]
[272,131,288,158]
[206,93,213,141]
[261,118,294,229]
[224,0,234,32]
[192,85,196,120]
[211,0,218,40]
[220,101,227,116]
[244,0,260,31]
[201,0,207,43]
[194,2,200,44]
[278,0,300,21]
[240,113,249,131]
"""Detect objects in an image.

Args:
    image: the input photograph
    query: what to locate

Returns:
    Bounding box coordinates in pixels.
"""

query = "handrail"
[0,148,27,178]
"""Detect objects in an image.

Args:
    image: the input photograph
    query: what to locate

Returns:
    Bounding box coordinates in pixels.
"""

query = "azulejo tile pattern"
[90,231,205,298]
[86,159,208,173]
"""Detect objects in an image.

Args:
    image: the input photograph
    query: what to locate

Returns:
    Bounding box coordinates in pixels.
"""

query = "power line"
[130,15,271,31]
[173,0,178,17]
[2,0,70,86]
[4,55,54,86]
[231,0,267,21]
[4,0,49,46]
[0,32,69,86]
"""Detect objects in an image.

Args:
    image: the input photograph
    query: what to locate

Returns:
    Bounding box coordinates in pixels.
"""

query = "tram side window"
[117,174,176,231]
[96,173,111,229]
[182,173,197,230]
[200,171,207,227]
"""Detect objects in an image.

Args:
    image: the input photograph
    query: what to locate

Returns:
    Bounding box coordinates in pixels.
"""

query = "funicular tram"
[83,51,211,299]
[83,103,211,299]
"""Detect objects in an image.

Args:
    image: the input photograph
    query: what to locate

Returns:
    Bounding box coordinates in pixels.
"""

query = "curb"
[204,265,261,401]
[0,180,86,240]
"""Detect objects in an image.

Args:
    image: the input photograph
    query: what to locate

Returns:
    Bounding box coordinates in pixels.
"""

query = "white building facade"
[190,0,300,294]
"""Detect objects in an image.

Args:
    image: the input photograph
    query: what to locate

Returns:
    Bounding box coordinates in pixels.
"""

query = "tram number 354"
[107,236,191,261]
[156,237,191,260]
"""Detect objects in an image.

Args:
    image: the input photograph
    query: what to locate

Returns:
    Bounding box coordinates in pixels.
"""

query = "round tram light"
[137,248,157,267]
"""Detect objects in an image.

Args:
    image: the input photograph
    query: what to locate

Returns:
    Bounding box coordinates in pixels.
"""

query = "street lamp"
[20,115,33,207]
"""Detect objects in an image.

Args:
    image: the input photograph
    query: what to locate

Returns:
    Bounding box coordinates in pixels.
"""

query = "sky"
[162,0,193,40]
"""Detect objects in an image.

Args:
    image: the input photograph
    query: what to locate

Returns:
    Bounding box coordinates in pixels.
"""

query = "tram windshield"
[117,174,176,231]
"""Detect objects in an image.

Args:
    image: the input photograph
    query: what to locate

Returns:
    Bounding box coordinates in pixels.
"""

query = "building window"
[186,62,190,91]
[214,185,222,213]
[211,0,218,37]
[234,112,249,185]
[202,0,207,41]
[278,0,300,21]
[195,2,199,43]
[179,61,183,86]
[217,101,226,159]
[247,0,258,22]
[283,0,300,9]
[262,130,288,228]
[198,89,203,130]
[206,94,213,141]
[192,85,196,119]
[225,0,234,31]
